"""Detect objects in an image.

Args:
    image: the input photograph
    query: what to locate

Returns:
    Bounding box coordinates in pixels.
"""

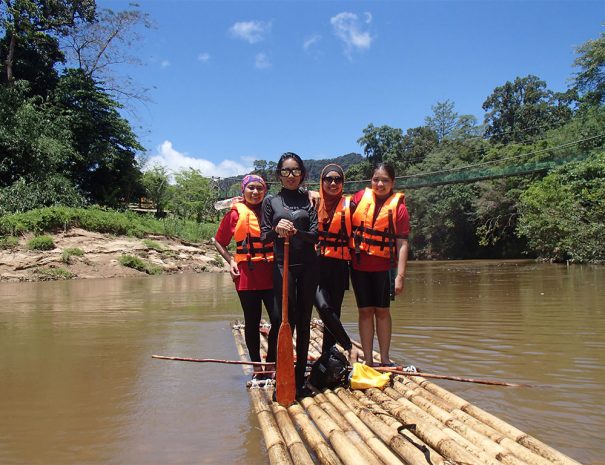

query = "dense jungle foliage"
[0,2,604,262]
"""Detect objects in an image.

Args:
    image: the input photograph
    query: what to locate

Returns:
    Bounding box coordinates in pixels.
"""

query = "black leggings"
[315,257,352,353]
[273,261,319,390]
[237,289,279,363]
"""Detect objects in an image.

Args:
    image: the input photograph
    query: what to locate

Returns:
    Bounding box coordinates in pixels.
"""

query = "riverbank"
[0,228,226,282]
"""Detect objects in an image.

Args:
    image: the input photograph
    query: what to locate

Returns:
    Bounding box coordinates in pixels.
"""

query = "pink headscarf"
[241,174,267,194]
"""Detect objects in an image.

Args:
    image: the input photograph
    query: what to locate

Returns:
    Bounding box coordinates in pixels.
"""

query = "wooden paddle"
[276,236,295,405]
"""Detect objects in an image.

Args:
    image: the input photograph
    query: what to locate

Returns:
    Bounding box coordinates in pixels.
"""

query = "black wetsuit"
[261,188,319,392]
[315,256,352,354]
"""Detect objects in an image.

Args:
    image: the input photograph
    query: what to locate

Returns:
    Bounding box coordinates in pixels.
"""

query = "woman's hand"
[275,219,296,238]
[394,274,405,296]
[229,259,240,281]
[307,190,320,208]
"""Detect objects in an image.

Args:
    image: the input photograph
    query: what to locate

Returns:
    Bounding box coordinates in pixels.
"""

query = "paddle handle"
[281,237,289,322]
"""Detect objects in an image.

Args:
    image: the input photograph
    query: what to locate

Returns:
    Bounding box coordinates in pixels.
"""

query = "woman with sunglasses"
[214,175,279,379]
[350,163,409,367]
[314,164,359,363]
[261,152,319,398]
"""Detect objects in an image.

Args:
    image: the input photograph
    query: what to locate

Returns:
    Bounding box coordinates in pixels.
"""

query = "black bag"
[309,346,349,390]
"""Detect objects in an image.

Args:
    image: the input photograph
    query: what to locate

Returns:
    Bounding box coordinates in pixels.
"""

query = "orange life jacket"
[232,202,273,266]
[350,188,404,263]
[317,196,352,260]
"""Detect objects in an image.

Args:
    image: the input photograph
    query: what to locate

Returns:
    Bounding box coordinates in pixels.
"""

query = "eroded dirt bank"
[0,228,227,282]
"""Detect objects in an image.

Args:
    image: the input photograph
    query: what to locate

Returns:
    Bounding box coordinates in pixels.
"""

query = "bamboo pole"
[383,385,529,465]
[270,396,315,465]
[365,387,503,465]
[408,378,582,465]
[345,389,447,465]
[311,391,391,465]
[298,395,383,465]
[394,377,554,465]
[287,402,343,465]
[233,324,293,465]
[322,389,408,465]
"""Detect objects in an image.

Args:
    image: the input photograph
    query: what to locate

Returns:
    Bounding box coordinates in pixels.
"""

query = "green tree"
[170,168,216,223]
[357,123,437,173]
[400,126,438,168]
[357,124,405,167]
[141,165,170,218]
[425,100,481,142]
[482,75,574,144]
[517,152,605,263]
[573,26,605,107]
[0,0,95,84]
[51,68,143,206]
[0,80,76,186]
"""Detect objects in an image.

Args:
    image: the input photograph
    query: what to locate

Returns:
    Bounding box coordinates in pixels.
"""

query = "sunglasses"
[322,175,343,185]
[279,168,302,177]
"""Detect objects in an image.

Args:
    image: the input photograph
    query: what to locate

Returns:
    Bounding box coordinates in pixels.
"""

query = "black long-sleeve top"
[261,187,319,266]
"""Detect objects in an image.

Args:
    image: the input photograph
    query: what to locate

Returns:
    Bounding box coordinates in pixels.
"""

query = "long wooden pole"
[374,367,534,387]
[276,237,296,405]
[151,356,532,387]
[151,355,275,366]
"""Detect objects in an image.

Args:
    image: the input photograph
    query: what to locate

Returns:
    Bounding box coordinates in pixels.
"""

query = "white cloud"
[303,34,321,51]
[330,12,373,59]
[229,20,271,44]
[197,52,210,63]
[145,141,252,178]
[255,52,271,69]
[160,60,171,68]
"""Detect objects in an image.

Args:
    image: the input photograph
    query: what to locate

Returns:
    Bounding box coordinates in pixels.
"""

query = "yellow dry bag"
[349,363,391,390]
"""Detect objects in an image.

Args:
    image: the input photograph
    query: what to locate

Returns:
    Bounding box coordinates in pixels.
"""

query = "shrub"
[61,247,84,263]
[0,206,219,242]
[118,254,163,275]
[27,235,55,250]
[0,236,19,250]
[35,267,75,280]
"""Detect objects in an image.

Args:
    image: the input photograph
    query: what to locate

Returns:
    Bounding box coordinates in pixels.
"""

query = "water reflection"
[1,261,603,464]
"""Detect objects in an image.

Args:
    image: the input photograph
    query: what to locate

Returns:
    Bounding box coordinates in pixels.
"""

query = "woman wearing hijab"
[261,152,319,398]
[314,164,359,363]
[214,174,279,378]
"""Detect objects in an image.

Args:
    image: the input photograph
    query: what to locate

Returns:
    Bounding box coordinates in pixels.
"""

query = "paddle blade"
[276,322,295,406]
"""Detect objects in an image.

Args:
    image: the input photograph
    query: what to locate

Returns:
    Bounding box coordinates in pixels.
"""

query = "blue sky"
[98,0,603,178]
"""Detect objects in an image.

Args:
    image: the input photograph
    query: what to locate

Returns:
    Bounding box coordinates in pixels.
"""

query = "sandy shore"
[0,228,227,282]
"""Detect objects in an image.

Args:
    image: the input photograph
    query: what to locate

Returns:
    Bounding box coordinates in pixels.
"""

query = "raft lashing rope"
[232,319,583,465]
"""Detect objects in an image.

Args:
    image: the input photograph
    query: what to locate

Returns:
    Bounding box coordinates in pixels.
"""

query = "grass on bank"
[0,236,19,250]
[35,266,75,280]
[0,206,218,243]
[27,235,55,250]
[119,254,163,275]
[61,247,85,264]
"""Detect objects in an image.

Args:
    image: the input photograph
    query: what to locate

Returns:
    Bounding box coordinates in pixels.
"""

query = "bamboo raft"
[232,319,582,465]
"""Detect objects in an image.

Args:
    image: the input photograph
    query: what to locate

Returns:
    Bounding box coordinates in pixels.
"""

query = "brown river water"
[1,260,603,465]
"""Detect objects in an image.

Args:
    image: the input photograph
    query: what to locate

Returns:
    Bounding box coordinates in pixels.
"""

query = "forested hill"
[303,152,364,181]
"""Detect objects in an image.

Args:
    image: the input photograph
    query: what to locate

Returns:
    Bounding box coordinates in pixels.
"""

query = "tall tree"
[425,99,481,142]
[573,27,605,107]
[0,0,95,84]
[51,68,143,206]
[357,124,404,167]
[61,5,151,104]
[141,164,170,217]
[482,75,573,144]
[170,168,216,223]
